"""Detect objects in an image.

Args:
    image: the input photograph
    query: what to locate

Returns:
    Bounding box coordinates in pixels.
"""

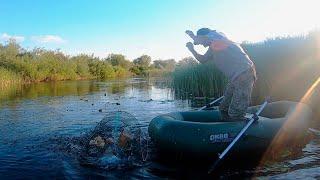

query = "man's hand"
[185,30,195,39]
[186,42,205,64]
[186,42,194,51]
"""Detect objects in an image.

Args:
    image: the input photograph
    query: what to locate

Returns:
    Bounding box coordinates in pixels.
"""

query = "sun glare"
[257,75,320,171]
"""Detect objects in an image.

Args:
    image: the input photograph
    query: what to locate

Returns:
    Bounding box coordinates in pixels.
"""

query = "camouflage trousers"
[219,68,256,119]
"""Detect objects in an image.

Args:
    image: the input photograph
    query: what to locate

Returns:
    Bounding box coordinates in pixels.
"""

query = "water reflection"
[0,81,98,104]
[0,78,165,104]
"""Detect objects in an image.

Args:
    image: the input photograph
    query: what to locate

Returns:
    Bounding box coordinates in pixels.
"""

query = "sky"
[1,0,320,60]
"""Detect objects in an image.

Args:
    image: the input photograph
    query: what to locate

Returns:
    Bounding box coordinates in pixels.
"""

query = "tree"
[133,55,151,67]
[130,55,152,76]
[153,59,176,71]
[177,57,198,67]
[4,39,21,58]
[70,54,92,77]
[0,39,21,69]
[105,54,131,69]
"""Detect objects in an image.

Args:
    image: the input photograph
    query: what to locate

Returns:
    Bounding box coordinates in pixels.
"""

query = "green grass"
[0,67,22,87]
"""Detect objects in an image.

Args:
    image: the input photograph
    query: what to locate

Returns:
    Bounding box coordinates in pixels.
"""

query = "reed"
[171,62,227,99]
[0,67,22,87]
[171,31,320,106]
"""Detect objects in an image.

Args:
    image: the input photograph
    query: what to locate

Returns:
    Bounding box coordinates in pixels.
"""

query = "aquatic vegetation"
[171,61,227,99]
[0,67,22,87]
[171,31,320,106]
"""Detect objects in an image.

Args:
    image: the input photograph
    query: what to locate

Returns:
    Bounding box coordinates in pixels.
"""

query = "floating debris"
[139,99,153,102]
[160,100,174,104]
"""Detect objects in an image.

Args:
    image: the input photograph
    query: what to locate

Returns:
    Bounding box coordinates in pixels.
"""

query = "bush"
[0,40,180,85]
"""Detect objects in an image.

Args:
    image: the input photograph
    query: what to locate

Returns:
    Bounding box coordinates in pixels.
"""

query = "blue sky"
[1,0,319,60]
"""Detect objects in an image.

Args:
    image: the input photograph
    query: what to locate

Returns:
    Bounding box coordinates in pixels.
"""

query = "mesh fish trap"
[79,111,149,169]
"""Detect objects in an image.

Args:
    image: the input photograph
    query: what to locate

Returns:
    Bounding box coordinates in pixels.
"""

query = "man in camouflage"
[185,28,257,121]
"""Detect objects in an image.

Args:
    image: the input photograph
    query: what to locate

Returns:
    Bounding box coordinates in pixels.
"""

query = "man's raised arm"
[186,42,209,64]
[185,30,196,40]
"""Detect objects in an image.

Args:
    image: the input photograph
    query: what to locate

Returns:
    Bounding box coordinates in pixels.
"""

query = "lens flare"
[257,76,320,170]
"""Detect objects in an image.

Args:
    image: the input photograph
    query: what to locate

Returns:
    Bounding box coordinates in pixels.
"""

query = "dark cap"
[196,28,212,36]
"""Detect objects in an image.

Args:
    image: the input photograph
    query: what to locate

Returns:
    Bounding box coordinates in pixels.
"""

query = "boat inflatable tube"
[148,101,313,157]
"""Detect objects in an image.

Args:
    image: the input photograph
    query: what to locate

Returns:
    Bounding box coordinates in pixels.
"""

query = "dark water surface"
[0,78,319,179]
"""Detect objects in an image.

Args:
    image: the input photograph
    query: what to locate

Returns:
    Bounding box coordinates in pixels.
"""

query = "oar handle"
[198,96,224,111]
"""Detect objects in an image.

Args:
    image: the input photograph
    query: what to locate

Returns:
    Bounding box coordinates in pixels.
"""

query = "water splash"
[55,111,150,170]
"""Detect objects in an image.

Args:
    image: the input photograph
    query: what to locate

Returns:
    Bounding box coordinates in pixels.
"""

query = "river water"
[0,78,319,179]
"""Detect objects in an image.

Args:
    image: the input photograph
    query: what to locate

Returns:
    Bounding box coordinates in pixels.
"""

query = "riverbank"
[0,41,175,86]
[0,67,22,87]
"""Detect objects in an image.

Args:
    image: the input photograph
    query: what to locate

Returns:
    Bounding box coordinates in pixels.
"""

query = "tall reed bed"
[171,62,227,99]
[171,31,320,108]
[0,67,22,87]
[243,31,320,104]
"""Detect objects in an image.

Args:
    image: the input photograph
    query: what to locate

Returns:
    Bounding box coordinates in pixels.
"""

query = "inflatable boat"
[148,101,313,158]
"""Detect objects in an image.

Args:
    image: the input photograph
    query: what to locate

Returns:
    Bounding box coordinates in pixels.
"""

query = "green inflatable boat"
[148,101,313,158]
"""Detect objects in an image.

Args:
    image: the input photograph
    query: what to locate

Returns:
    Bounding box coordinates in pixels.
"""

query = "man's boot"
[220,110,230,121]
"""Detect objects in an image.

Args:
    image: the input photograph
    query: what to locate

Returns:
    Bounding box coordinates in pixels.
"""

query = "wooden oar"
[198,96,224,111]
[208,98,270,174]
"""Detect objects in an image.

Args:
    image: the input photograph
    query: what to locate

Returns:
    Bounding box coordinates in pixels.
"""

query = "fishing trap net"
[78,111,149,169]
